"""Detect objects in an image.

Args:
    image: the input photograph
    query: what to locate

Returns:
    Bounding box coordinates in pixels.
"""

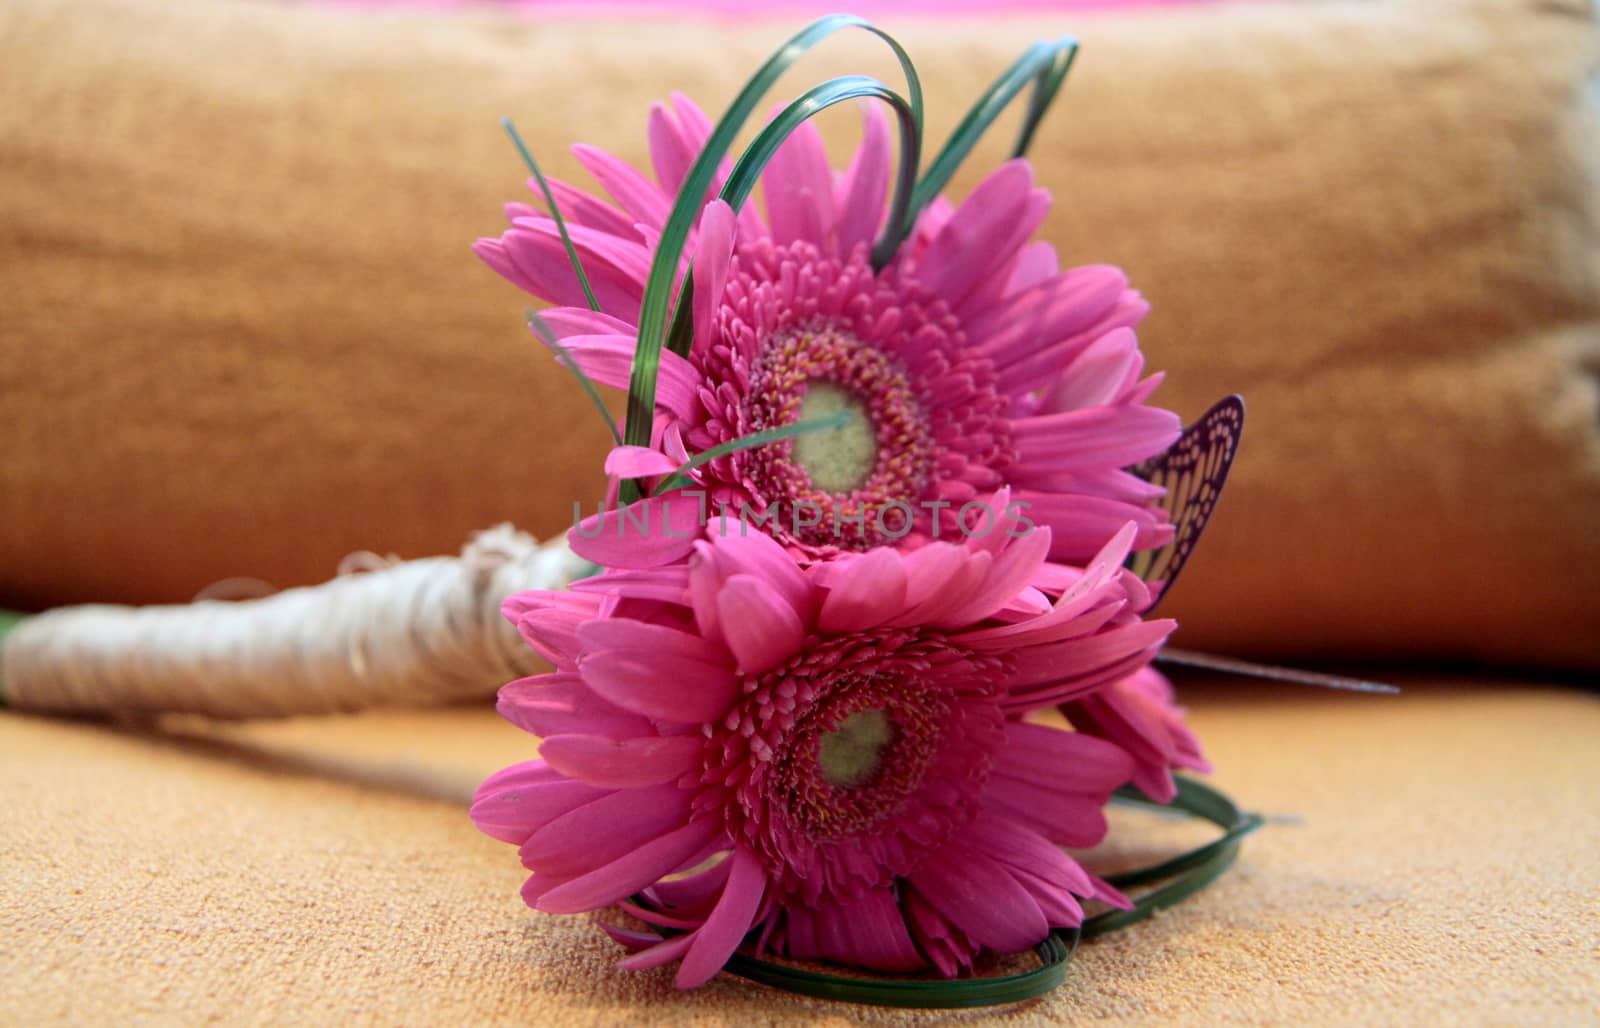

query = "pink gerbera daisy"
[474,95,1182,568]
[471,514,1177,986]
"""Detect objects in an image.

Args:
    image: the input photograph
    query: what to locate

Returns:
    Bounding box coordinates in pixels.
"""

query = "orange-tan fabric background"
[3,674,1596,1024]
[2,0,1598,668]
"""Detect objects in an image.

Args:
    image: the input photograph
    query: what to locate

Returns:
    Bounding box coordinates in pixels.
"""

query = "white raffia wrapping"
[0,525,587,719]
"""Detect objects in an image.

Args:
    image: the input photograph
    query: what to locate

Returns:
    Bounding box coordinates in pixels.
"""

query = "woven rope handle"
[0,525,586,719]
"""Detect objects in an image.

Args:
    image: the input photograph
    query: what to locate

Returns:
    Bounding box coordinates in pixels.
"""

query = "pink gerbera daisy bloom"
[475,95,1182,568]
[471,514,1177,986]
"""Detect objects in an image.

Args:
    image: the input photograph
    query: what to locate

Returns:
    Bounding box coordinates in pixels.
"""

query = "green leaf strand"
[910,37,1078,216]
[524,310,620,445]
[633,776,1257,1008]
[624,14,925,452]
[502,117,601,313]
[651,412,850,496]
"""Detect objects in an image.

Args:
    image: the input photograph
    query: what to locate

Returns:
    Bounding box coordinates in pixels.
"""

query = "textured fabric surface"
[3,0,1600,668]
[2,675,1595,1023]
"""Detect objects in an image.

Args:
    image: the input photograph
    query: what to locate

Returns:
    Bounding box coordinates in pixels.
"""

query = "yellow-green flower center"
[791,383,877,494]
[817,708,894,788]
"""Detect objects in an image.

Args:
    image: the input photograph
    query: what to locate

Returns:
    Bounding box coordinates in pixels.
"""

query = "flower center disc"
[791,384,877,494]
[817,707,893,787]
[744,323,934,550]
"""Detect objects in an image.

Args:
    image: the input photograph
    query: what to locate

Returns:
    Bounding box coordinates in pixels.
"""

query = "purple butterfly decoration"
[1126,394,1396,694]
[1126,394,1245,614]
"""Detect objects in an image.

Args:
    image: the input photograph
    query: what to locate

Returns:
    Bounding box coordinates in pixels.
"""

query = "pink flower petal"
[604,445,681,479]
[621,899,713,931]
[1046,327,1145,412]
[795,890,925,972]
[470,761,612,845]
[498,222,646,319]
[993,291,1151,399]
[580,643,739,724]
[998,721,1136,793]
[888,545,990,627]
[1124,369,1166,408]
[577,617,730,667]
[834,101,891,256]
[969,264,1127,357]
[929,526,1052,628]
[519,784,690,878]
[541,176,638,239]
[568,490,704,569]
[917,160,1047,310]
[984,775,1111,849]
[647,853,733,911]
[572,143,672,230]
[1008,240,1058,293]
[715,573,805,675]
[675,847,768,988]
[568,565,693,607]
[645,93,727,208]
[534,333,701,421]
[497,672,656,739]
[1013,403,1183,473]
[539,733,704,788]
[692,200,737,354]
[534,306,638,339]
[693,523,815,629]
[1006,490,1170,565]
[908,846,1048,954]
[890,543,969,616]
[1002,618,1176,707]
[1089,519,1143,571]
[648,101,697,197]
[1064,667,1211,804]
[617,931,697,971]
[536,817,722,915]
[762,116,835,249]
[602,923,667,953]
[955,485,1018,557]
[471,237,524,290]
[509,215,654,285]
[670,93,716,156]
[817,547,909,634]
[957,562,1115,649]
[961,811,1096,902]
[503,593,601,670]
[902,884,977,978]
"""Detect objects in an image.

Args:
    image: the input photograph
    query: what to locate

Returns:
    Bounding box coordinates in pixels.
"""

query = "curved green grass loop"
[633,776,1257,1008]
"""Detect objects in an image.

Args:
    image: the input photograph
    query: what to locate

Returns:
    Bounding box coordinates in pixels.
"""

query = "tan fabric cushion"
[2,0,1598,667]
[3,676,1595,1021]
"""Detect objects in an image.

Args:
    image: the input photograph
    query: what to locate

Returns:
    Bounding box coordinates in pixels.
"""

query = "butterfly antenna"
[1156,647,1400,695]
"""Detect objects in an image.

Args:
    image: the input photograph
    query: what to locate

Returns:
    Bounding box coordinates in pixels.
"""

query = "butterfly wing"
[1125,394,1245,613]
[1123,398,1397,694]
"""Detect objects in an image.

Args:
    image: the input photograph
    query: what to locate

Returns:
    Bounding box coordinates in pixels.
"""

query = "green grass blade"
[651,412,849,496]
[1082,776,1265,938]
[655,75,921,362]
[502,117,601,313]
[628,776,1257,1007]
[713,77,920,268]
[0,610,30,706]
[1012,42,1079,159]
[624,15,925,453]
[910,37,1078,217]
[526,310,621,445]
[720,928,1077,1009]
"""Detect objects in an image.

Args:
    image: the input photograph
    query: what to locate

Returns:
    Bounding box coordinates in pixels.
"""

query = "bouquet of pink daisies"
[469,16,1248,1005]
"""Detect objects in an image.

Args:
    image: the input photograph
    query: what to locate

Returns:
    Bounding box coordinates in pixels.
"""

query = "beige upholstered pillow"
[3,0,1597,668]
